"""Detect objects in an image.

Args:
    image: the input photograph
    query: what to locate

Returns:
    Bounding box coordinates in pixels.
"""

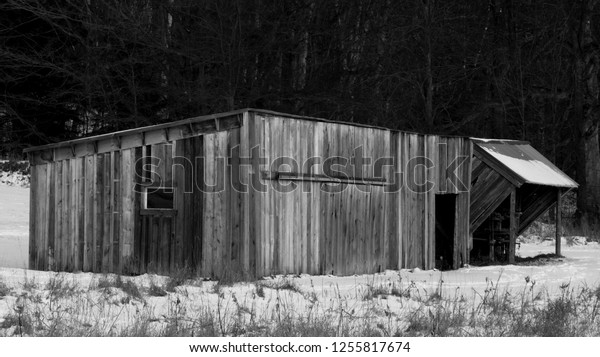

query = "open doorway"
[435,194,456,270]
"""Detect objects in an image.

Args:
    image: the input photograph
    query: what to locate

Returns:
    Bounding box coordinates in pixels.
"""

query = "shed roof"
[472,139,578,188]
[23,108,468,155]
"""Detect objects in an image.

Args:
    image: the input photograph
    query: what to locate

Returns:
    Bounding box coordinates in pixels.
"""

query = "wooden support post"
[489,219,495,262]
[509,187,516,264]
[556,188,562,256]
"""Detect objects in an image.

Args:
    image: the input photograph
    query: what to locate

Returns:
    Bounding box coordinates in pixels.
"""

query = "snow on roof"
[472,139,578,188]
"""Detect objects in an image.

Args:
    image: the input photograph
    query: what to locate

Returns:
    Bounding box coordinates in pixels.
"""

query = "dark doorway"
[435,194,456,270]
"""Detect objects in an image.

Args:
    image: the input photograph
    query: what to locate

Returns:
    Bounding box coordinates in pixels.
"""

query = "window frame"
[140,186,177,216]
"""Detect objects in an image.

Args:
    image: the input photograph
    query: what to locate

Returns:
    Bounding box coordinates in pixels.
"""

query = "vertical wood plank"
[52,162,62,270]
[60,161,69,270]
[40,164,50,270]
[63,160,72,270]
[84,155,94,271]
[132,147,142,274]
[193,136,204,272]
[240,112,251,273]
[336,124,345,274]
[293,119,302,273]
[421,135,427,268]
[165,143,173,187]
[350,126,357,275]
[556,188,562,256]
[28,165,37,269]
[44,163,54,271]
[428,136,437,269]
[77,158,85,271]
[254,114,264,276]
[70,159,78,271]
[34,164,46,270]
[102,153,112,272]
[95,155,104,272]
[299,120,308,274]
[411,134,420,268]
[203,133,215,277]
[362,128,372,273]
[216,131,228,277]
[310,122,322,274]
[509,187,517,264]
[319,124,330,274]
[225,132,233,271]
[112,151,121,273]
[262,118,271,276]
[122,149,134,272]
[270,119,282,273]
[282,119,293,273]
[179,139,191,270]
[447,139,457,193]
[173,140,186,272]
[303,121,314,274]
[399,133,407,268]
[330,123,340,275]
[159,216,169,274]
[466,140,474,258]
[385,131,398,270]
[150,217,159,271]
[140,216,147,273]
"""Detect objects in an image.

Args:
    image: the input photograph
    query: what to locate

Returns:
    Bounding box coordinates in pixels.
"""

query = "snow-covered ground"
[0,239,599,336]
[0,184,29,269]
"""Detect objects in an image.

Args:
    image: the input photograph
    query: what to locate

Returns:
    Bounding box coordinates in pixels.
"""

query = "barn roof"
[22,108,467,155]
[472,139,578,188]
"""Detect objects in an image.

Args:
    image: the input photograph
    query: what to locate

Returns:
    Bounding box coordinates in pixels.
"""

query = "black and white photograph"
[0,0,599,352]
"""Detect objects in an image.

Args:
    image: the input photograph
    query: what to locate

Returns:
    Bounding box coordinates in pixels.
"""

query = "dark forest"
[1,0,599,225]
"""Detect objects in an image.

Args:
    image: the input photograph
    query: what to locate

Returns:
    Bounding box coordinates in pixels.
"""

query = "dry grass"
[257,277,303,294]
[148,282,168,297]
[96,274,144,301]
[0,279,9,297]
[1,271,599,337]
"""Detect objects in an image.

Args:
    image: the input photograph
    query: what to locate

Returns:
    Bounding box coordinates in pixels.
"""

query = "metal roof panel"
[473,139,578,188]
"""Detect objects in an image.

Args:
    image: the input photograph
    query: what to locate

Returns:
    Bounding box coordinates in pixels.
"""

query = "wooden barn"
[24,109,576,277]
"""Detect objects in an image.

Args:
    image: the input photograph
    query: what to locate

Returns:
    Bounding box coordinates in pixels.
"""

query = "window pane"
[146,188,174,209]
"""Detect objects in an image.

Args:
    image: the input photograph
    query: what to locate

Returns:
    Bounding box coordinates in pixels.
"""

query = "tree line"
[1,0,599,224]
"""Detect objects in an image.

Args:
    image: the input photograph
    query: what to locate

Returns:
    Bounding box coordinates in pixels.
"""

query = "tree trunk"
[292,2,312,113]
[573,0,600,226]
[576,124,600,225]
[423,0,434,130]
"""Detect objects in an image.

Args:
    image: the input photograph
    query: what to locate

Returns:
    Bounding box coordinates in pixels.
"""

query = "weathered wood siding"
[28,110,472,276]
[29,149,140,272]
[469,155,515,233]
[196,128,244,277]
[28,126,243,276]
[248,113,472,275]
[395,133,472,270]
[248,114,394,276]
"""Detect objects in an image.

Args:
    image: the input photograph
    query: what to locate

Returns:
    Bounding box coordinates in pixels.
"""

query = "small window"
[142,187,175,210]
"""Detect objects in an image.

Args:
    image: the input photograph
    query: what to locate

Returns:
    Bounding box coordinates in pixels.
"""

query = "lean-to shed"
[25,109,475,277]
[469,139,578,263]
